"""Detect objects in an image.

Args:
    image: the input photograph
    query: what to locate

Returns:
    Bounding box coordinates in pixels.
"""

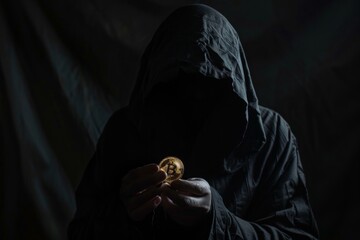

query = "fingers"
[162,184,190,207]
[161,192,207,226]
[170,178,209,196]
[161,184,207,211]
[122,163,159,184]
[120,164,167,222]
[128,170,166,196]
[126,185,161,211]
[161,179,212,226]
[120,165,167,197]
[128,195,162,222]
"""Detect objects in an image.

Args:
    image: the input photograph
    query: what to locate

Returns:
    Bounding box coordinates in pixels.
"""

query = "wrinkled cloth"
[68,4,319,239]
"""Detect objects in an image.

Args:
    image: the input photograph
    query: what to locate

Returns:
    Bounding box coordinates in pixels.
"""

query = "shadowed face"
[140,72,247,171]
[143,72,234,121]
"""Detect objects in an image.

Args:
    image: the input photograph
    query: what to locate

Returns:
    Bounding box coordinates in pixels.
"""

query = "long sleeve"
[67,108,215,240]
[207,117,319,240]
[67,152,132,239]
[67,108,146,239]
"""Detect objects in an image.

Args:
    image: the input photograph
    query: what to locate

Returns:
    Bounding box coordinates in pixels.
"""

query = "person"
[68,4,319,240]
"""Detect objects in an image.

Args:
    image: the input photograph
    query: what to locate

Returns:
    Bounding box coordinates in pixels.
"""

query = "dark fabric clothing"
[68,4,319,239]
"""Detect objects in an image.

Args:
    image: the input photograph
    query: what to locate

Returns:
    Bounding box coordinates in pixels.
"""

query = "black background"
[1,0,359,239]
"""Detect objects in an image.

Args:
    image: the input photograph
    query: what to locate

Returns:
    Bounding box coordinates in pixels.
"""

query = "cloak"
[68,4,319,240]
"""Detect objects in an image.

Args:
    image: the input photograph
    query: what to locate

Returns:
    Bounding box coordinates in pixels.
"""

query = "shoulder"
[98,106,139,145]
[257,106,299,168]
[101,106,135,133]
[259,106,295,146]
[252,106,301,188]
[104,106,132,129]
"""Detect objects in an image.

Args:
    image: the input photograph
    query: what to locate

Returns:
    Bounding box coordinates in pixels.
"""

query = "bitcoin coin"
[159,156,184,183]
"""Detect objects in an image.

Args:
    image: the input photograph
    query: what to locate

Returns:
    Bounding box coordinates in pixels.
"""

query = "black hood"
[128,4,266,173]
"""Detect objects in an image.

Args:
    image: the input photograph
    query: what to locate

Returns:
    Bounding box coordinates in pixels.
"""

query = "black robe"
[68,4,319,240]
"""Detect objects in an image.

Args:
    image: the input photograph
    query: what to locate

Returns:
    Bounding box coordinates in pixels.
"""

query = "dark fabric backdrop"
[1,0,359,239]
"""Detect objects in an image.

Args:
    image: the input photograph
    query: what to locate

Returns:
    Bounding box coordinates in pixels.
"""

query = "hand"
[161,178,212,226]
[119,163,167,221]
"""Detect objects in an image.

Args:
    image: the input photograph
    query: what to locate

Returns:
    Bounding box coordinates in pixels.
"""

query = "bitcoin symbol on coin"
[159,156,184,183]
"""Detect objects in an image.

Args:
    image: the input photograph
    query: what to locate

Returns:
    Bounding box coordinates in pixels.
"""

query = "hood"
[128,4,266,172]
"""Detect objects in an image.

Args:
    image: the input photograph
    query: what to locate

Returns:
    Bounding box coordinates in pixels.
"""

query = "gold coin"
[159,156,184,183]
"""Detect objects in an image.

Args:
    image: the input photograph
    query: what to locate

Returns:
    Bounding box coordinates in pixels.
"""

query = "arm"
[208,133,319,239]
[67,151,133,239]
[67,109,150,240]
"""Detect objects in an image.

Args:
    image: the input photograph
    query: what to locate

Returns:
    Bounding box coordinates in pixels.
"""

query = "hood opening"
[128,4,266,173]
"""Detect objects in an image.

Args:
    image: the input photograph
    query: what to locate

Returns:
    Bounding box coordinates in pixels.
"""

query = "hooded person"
[68,4,319,240]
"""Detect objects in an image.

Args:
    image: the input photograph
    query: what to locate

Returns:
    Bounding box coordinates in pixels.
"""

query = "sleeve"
[67,109,148,240]
[207,125,319,239]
